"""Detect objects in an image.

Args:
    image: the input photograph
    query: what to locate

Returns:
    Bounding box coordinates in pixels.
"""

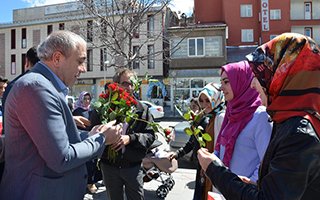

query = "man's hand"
[98,120,122,145]
[197,148,220,172]
[110,123,130,151]
[110,135,130,151]
[73,116,91,129]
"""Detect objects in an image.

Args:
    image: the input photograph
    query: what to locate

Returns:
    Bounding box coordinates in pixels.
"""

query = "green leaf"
[184,127,193,136]
[194,114,202,124]
[202,133,212,141]
[111,92,118,101]
[93,101,102,108]
[109,111,116,121]
[199,139,206,147]
[183,112,191,121]
[194,128,201,135]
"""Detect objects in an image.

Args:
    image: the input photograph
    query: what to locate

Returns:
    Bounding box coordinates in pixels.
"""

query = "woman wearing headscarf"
[168,82,225,200]
[215,60,272,184]
[73,91,92,126]
[198,32,320,199]
[73,91,101,193]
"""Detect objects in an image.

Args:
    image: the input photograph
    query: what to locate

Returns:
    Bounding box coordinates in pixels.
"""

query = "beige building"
[168,23,227,112]
[0,0,177,101]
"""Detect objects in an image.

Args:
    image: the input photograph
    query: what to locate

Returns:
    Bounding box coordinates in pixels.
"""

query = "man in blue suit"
[0,30,122,200]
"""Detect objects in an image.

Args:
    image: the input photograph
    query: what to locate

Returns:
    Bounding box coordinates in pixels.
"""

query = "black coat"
[205,116,320,200]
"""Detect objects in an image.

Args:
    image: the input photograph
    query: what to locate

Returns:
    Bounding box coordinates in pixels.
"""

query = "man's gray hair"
[37,30,86,61]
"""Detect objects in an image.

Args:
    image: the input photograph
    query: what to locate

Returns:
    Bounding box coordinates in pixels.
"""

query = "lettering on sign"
[261,0,269,31]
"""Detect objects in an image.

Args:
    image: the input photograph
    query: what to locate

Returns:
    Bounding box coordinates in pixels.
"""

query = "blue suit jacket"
[0,63,106,200]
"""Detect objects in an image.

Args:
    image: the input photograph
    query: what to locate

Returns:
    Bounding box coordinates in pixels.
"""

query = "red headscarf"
[215,61,262,167]
[247,32,320,136]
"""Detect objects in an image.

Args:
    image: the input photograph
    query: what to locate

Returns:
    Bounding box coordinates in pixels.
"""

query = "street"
[84,120,198,200]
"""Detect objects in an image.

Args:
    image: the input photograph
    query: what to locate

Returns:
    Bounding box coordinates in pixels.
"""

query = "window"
[304,2,312,20]
[100,48,107,71]
[22,53,26,73]
[132,46,140,69]
[11,29,16,49]
[47,25,53,35]
[86,49,93,71]
[59,23,65,30]
[147,15,154,38]
[241,29,254,42]
[147,45,155,69]
[101,19,107,37]
[11,54,16,75]
[270,35,278,40]
[188,38,204,57]
[304,27,313,38]
[240,4,253,17]
[270,9,281,20]
[21,28,27,49]
[87,20,93,42]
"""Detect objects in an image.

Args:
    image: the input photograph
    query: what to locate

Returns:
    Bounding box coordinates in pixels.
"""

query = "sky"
[0,0,194,23]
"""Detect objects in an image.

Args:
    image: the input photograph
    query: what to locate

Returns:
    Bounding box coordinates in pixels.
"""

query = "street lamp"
[103,60,110,86]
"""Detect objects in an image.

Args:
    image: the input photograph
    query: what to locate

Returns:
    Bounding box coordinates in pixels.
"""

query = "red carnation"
[99,93,107,99]
[164,128,171,136]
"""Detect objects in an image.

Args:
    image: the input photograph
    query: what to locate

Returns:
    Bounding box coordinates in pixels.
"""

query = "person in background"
[168,83,225,200]
[0,76,8,180]
[189,97,200,114]
[0,76,8,116]
[0,30,123,200]
[72,91,102,193]
[198,32,320,199]
[96,68,155,200]
[215,60,272,185]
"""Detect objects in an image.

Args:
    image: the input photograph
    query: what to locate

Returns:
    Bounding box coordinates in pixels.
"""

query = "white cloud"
[22,0,73,7]
[170,0,194,16]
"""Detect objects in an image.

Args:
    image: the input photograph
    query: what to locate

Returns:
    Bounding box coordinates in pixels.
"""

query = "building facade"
[194,0,320,46]
[0,0,176,101]
[168,23,227,112]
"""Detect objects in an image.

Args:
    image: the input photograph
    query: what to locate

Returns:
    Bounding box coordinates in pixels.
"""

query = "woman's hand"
[73,116,91,129]
[197,148,221,172]
[167,152,178,161]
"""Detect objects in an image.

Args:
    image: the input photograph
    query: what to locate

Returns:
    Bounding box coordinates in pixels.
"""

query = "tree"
[76,0,179,71]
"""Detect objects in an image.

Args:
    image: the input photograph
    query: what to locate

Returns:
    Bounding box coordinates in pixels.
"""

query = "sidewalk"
[84,167,196,200]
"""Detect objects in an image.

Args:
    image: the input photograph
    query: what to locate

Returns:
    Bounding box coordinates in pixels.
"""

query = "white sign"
[261,0,269,31]
[45,2,83,15]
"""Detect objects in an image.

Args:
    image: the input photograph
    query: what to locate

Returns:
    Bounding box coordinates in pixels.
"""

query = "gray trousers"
[100,162,144,200]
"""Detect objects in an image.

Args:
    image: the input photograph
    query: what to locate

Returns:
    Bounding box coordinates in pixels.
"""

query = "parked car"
[66,95,76,111]
[140,100,164,119]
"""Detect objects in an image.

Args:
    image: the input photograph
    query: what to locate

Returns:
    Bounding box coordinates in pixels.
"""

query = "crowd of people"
[0,30,319,200]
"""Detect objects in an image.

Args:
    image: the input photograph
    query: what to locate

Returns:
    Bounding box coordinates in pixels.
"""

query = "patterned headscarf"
[215,61,262,167]
[246,32,320,136]
[198,82,225,114]
[74,91,91,110]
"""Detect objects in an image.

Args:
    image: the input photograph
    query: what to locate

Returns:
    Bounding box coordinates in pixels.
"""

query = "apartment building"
[167,23,227,111]
[0,0,176,100]
[194,0,320,46]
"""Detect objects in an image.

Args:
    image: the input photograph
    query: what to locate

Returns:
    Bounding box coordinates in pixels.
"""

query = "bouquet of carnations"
[94,82,138,162]
[95,82,138,124]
